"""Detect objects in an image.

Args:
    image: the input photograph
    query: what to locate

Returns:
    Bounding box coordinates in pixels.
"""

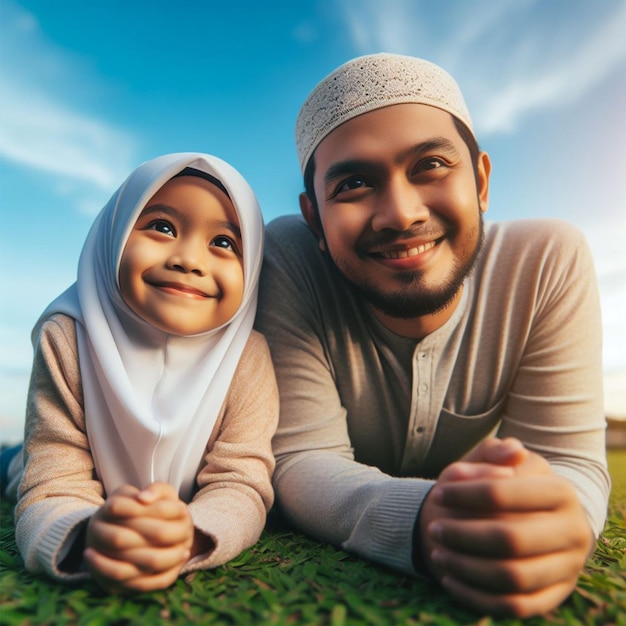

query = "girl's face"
[119,176,244,336]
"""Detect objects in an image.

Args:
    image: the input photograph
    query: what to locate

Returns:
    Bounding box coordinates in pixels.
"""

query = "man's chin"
[367,287,461,319]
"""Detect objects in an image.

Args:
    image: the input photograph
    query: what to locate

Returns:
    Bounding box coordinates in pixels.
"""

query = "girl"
[3,153,278,592]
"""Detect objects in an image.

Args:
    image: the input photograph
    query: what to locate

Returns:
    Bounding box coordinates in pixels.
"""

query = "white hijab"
[32,153,264,502]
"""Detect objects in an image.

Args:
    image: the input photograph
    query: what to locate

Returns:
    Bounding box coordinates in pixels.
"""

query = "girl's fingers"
[85,547,188,593]
[134,498,190,521]
[99,488,188,522]
[86,545,189,577]
[87,518,145,553]
[122,514,194,547]
[84,547,142,584]
[136,482,179,504]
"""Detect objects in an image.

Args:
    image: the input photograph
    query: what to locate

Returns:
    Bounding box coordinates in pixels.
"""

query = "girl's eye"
[211,236,237,253]
[148,220,176,237]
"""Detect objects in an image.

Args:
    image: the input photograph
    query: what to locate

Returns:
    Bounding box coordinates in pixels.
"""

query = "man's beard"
[334,216,485,320]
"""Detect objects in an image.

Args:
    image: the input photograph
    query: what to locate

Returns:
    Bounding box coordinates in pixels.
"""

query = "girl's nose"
[166,241,208,276]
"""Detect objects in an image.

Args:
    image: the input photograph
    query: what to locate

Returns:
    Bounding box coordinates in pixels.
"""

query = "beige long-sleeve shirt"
[13,314,278,582]
[255,216,610,576]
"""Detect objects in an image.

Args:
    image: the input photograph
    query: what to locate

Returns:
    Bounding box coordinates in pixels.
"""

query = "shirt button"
[419,383,428,395]
[415,426,425,434]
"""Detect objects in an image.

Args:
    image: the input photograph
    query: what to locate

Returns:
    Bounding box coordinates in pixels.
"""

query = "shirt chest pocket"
[420,397,507,478]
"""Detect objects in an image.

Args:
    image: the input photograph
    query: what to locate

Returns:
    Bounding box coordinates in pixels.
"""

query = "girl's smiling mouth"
[148,280,214,299]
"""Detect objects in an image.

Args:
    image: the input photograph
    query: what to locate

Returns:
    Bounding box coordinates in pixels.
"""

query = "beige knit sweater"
[12,314,278,582]
[256,216,610,576]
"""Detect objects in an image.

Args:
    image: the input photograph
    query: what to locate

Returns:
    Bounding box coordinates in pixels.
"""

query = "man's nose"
[370,177,430,232]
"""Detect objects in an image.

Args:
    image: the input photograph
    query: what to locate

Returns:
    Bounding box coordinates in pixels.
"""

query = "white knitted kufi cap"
[295,53,474,173]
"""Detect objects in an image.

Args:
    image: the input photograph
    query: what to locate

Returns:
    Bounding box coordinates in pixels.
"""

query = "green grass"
[1,452,624,626]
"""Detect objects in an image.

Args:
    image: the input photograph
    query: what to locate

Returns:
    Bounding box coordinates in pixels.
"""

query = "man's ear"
[477,151,491,213]
[299,192,326,251]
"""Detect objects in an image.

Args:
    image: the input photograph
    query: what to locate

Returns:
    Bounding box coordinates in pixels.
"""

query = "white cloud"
[336,0,626,135]
[474,3,626,133]
[337,0,427,54]
[338,0,532,59]
[0,85,135,191]
[0,0,137,200]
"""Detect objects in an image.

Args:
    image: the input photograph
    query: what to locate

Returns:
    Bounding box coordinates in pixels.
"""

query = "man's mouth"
[369,236,443,259]
[376,240,438,259]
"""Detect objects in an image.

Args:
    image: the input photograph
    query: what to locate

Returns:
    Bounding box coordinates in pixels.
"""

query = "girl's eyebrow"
[217,221,242,241]
[139,203,177,217]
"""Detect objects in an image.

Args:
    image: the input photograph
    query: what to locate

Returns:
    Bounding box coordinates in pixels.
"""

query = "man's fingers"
[439,573,579,618]
[431,546,585,594]
[429,512,591,559]
[431,474,577,512]
[480,437,528,467]
[461,437,527,466]
[438,462,515,482]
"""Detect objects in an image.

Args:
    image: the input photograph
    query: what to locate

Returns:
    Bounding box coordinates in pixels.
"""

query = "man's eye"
[148,220,176,236]
[336,176,369,194]
[420,158,445,171]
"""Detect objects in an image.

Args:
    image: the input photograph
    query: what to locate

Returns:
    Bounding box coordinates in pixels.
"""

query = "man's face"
[303,103,490,334]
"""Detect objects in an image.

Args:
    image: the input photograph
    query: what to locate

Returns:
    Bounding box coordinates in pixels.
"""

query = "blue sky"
[1,0,625,441]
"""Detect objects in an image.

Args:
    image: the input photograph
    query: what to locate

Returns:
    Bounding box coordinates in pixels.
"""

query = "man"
[255,53,609,617]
